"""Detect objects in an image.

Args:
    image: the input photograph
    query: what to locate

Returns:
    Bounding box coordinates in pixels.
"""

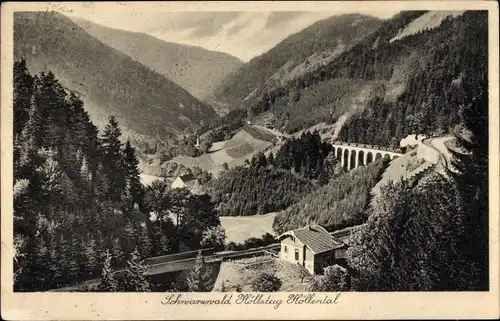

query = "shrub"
[251,272,282,292]
[307,265,350,292]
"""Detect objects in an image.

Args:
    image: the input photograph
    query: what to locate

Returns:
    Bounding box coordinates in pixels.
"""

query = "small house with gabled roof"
[171,174,202,194]
[277,224,347,275]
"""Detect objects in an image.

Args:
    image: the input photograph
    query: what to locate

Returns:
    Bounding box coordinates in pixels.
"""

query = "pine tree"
[111,238,124,266]
[60,237,79,285]
[13,59,35,138]
[101,116,125,202]
[266,152,275,167]
[347,174,472,291]
[84,238,98,277]
[34,71,68,149]
[159,234,171,256]
[186,251,213,292]
[99,250,119,292]
[122,248,150,292]
[137,225,152,259]
[122,140,143,210]
[15,90,40,180]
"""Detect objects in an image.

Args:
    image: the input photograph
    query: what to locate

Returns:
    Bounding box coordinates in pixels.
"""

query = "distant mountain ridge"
[14,11,217,140]
[215,14,383,106]
[72,17,243,102]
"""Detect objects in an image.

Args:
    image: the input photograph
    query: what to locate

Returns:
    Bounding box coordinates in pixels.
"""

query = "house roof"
[278,225,345,254]
[179,174,196,182]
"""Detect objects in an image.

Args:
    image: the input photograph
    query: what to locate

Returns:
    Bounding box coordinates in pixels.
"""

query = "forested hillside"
[208,166,315,216]
[207,131,342,216]
[216,14,382,106]
[14,12,216,140]
[241,11,487,146]
[13,61,224,291]
[337,11,487,145]
[72,18,243,101]
[273,158,388,234]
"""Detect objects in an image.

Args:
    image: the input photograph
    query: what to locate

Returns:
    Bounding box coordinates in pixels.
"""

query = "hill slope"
[14,12,217,139]
[168,126,275,176]
[215,14,383,106]
[238,11,487,145]
[72,17,243,102]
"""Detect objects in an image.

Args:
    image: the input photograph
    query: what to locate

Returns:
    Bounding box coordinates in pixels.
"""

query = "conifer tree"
[14,59,35,138]
[111,238,124,266]
[101,116,125,202]
[84,238,98,277]
[34,71,68,149]
[347,174,472,291]
[186,251,213,292]
[122,140,143,210]
[122,248,150,292]
[266,152,275,167]
[137,225,152,259]
[99,250,119,292]
[159,234,171,256]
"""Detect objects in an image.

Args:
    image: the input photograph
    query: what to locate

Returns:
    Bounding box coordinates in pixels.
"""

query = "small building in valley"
[278,225,347,275]
[171,174,202,194]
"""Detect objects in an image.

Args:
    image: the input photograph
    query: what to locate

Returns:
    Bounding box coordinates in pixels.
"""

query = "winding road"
[422,135,457,173]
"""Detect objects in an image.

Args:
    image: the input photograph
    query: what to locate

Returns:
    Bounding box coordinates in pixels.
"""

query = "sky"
[65,4,401,61]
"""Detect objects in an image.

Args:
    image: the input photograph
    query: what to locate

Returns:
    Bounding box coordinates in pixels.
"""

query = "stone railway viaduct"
[331,141,403,170]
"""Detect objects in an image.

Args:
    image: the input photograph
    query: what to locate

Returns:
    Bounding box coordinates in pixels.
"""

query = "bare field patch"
[170,154,217,173]
[226,142,255,158]
[139,173,165,186]
[209,140,227,152]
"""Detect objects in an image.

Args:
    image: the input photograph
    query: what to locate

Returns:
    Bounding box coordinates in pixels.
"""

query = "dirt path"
[423,136,457,173]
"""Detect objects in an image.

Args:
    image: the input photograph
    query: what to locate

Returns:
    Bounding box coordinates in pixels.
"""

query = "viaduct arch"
[331,141,403,171]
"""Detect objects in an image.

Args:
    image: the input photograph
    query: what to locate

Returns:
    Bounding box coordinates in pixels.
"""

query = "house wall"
[312,249,349,274]
[280,237,315,274]
[314,251,336,274]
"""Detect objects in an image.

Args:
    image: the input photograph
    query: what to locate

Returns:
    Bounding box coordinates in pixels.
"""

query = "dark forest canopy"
[208,166,315,216]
